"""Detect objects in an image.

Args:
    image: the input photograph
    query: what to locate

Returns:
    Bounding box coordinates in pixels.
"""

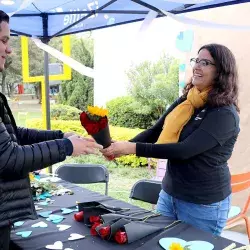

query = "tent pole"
[43,50,51,131]
[42,14,52,173]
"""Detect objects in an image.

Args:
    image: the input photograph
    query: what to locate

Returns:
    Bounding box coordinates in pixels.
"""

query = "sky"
[94,16,185,65]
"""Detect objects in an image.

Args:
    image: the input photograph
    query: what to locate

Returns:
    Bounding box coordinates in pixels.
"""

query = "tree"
[0,37,22,96]
[126,54,179,118]
[59,35,94,111]
[0,36,62,99]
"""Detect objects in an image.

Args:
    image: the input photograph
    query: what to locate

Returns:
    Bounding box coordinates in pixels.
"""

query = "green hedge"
[26,118,150,168]
[50,104,82,121]
[106,96,155,129]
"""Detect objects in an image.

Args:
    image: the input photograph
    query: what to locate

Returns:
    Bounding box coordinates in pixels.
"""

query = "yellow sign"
[21,36,72,128]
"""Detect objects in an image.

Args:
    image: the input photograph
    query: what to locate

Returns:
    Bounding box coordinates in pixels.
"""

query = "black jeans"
[0,226,10,250]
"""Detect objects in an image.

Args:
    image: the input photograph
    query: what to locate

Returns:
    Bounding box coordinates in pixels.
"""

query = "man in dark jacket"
[0,10,103,250]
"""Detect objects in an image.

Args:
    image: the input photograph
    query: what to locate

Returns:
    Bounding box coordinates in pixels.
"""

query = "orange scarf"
[156,86,211,144]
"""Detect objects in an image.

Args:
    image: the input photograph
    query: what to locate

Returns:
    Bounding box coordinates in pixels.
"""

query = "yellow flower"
[29,173,35,182]
[169,243,184,250]
[87,105,108,117]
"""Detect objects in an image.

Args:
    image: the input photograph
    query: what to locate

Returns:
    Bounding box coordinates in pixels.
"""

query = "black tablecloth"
[10,178,242,250]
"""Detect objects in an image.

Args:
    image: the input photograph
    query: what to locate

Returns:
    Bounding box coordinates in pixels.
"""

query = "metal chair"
[129,179,162,205]
[55,163,109,195]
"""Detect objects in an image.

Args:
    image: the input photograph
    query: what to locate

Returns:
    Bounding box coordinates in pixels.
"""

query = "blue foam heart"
[35,175,40,180]
[179,64,186,72]
[46,214,64,223]
[14,221,25,227]
[179,81,186,88]
[176,30,194,52]
[38,195,46,200]
[38,201,48,206]
[51,218,64,224]
[38,211,52,218]
[16,231,32,238]
[159,238,214,250]
[177,31,184,40]
[61,208,74,215]
[159,238,186,249]
[48,215,64,221]
[43,192,52,198]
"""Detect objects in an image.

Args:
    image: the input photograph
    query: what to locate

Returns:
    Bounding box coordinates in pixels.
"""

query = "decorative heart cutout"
[14,221,25,227]
[177,31,184,40]
[43,192,52,198]
[57,224,71,231]
[175,30,194,52]
[48,215,64,221]
[45,241,63,249]
[31,221,48,228]
[35,205,43,211]
[16,231,32,238]
[39,211,52,218]
[38,194,47,200]
[52,218,64,224]
[46,214,64,224]
[61,208,74,215]
[159,238,214,250]
[68,233,85,241]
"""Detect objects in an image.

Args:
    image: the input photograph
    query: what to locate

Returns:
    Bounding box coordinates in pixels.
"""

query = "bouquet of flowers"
[73,201,163,245]
[80,106,111,148]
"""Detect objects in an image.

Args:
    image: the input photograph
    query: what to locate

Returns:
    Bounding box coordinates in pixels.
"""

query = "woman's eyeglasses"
[190,58,215,68]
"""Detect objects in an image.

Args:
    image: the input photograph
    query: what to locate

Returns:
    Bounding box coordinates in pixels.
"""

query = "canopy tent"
[0,0,249,130]
[4,0,250,39]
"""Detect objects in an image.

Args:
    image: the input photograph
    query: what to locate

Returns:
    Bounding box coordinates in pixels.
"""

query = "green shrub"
[26,118,85,136]
[106,96,155,129]
[50,104,82,121]
[26,119,149,168]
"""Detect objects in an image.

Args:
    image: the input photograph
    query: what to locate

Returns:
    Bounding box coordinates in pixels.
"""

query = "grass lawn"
[13,111,41,127]
[52,155,156,211]
[81,167,155,210]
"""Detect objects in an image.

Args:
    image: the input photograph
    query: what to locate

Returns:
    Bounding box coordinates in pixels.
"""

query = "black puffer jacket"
[0,93,67,227]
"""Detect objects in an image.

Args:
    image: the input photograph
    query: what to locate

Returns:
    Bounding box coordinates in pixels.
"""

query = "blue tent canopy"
[0,0,249,39]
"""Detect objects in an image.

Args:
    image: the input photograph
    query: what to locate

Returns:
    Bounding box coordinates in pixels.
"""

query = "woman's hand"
[101,141,136,158]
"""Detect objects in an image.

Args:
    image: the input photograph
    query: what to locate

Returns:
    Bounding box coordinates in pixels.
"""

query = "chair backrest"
[231,171,250,193]
[55,163,109,195]
[129,179,162,205]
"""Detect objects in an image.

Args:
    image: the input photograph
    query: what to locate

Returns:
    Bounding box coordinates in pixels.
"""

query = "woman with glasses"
[101,43,240,236]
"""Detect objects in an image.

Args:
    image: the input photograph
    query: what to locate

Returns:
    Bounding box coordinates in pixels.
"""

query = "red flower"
[89,215,101,224]
[80,111,108,135]
[114,230,128,244]
[90,222,102,236]
[99,117,108,129]
[99,226,111,239]
[74,211,84,222]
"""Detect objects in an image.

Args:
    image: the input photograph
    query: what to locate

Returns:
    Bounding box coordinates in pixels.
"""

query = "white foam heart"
[35,205,43,211]
[45,241,63,250]
[56,224,71,231]
[68,233,85,241]
[31,221,48,228]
